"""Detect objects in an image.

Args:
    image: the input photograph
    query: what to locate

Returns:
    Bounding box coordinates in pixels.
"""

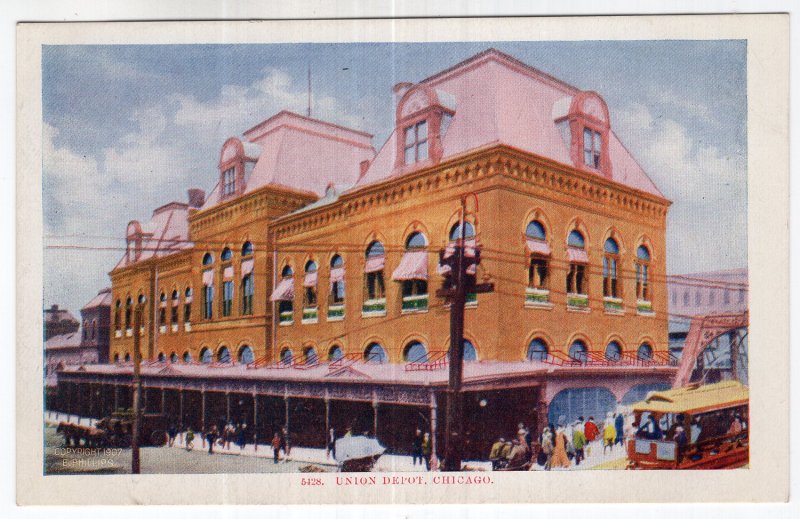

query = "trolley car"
[626,381,748,470]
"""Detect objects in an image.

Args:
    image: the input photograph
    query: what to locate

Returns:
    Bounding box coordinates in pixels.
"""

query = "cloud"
[615,103,747,274]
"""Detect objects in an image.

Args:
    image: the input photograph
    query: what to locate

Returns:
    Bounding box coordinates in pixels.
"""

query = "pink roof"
[45,332,82,351]
[201,111,375,210]
[82,288,112,310]
[356,49,664,198]
[61,359,676,387]
[668,268,749,317]
[113,203,191,271]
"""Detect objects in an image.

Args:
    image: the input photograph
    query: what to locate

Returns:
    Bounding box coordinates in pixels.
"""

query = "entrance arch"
[548,387,617,426]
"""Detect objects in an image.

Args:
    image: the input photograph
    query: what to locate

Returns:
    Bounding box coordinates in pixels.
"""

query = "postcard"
[16,14,789,504]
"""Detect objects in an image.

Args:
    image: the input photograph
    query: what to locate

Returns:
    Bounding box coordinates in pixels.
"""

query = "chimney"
[187,188,206,208]
[50,304,58,313]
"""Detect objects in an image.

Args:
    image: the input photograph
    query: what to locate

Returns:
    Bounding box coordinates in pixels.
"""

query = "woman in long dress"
[550,427,571,469]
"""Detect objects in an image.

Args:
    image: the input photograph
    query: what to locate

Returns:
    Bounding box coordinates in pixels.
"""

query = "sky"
[42,41,747,316]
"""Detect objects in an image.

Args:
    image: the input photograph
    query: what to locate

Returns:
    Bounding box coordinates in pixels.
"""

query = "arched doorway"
[548,387,617,427]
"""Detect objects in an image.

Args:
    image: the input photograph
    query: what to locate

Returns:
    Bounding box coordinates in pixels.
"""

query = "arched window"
[567,231,588,297]
[364,241,386,308]
[241,241,253,256]
[124,353,131,362]
[125,297,132,331]
[158,291,167,329]
[526,220,546,241]
[157,352,166,363]
[238,345,254,364]
[221,247,232,261]
[138,294,146,305]
[526,220,549,291]
[568,230,586,248]
[275,265,294,324]
[364,342,387,363]
[399,232,428,308]
[635,245,651,303]
[113,353,120,363]
[200,347,212,364]
[449,221,475,241]
[241,252,255,315]
[169,352,178,363]
[605,341,622,362]
[329,255,345,306]
[184,287,193,325]
[568,340,588,363]
[603,237,620,298]
[182,351,192,363]
[91,320,97,340]
[114,300,121,332]
[202,252,214,265]
[217,346,231,363]
[303,346,318,365]
[463,339,477,362]
[280,348,293,365]
[403,341,428,363]
[82,321,88,340]
[527,338,549,361]
[171,290,179,326]
[303,260,319,311]
[406,231,427,249]
[637,343,653,361]
[328,345,344,362]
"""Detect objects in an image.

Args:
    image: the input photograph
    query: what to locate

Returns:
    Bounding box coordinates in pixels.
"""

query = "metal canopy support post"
[430,391,438,467]
[324,391,330,456]
[113,384,119,413]
[226,392,231,423]
[131,305,144,474]
[252,391,259,451]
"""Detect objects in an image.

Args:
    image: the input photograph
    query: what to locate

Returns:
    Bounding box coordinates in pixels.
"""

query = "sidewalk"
[44,411,486,471]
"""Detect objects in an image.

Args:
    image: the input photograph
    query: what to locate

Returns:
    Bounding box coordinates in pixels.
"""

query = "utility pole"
[131,304,143,474]
[436,195,493,471]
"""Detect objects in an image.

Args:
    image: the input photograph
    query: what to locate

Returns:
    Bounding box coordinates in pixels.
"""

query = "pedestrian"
[538,428,553,469]
[206,425,218,455]
[185,427,195,451]
[412,429,423,466]
[167,422,177,447]
[550,422,571,469]
[603,417,616,454]
[281,426,291,457]
[327,427,336,460]
[224,422,234,450]
[508,438,531,469]
[421,432,432,471]
[237,423,247,451]
[584,416,600,443]
[518,422,532,449]
[489,437,505,470]
[271,432,281,464]
[614,412,625,446]
[572,419,586,466]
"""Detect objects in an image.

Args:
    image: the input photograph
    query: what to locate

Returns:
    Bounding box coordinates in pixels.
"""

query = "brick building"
[55,49,678,461]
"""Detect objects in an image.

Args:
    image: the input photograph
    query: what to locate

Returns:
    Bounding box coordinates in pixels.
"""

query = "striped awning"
[526,239,551,256]
[270,278,294,302]
[364,255,385,273]
[223,265,234,280]
[329,266,344,285]
[202,270,214,286]
[303,270,318,288]
[391,250,428,281]
[241,258,254,277]
[567,247,589,264]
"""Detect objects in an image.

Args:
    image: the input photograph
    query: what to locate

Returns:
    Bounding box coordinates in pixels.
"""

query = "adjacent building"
[54,49,679,460]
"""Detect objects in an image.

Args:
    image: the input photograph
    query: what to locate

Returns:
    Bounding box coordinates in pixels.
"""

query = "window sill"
[525,301,553,310]
[115,330,122,338]
[566,305,591,313]
[159,325,167,334]
[603,297,625,315]
[184,323,192,332]
[301,318,319,325]
[125,329,132,337]
[401,308,429,315]
[171,324,179,332]
[279,320,294,326]
[326,314,345,322]
[361,310,387,319]
[637,310,656,317]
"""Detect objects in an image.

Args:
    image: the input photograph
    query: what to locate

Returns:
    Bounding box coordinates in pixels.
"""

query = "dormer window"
[222,167,236,196]
[583,128,602,169]
[404,121,429,164]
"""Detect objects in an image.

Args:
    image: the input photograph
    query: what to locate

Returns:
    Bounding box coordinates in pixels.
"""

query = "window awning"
[303,270,318,288]
[391,250,428,281]
[270,278,294,301]
[567,247,589,264]
[223,265,234,280]
[159,300,167,308]
[526,239,551,256]
[172,298,180,307]
[202,270,214,286]
[443,238,477,259]
[241,258,254,277]
[364,255,385,273]
[436,263,476,276]
[329,266,344,285]
[185,294,193,304]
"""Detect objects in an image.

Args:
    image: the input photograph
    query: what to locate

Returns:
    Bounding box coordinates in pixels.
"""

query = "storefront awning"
[241,258,254,278]
[526,239,551,256]
[303,270,318,288]
[270,278,294,301]
[364,255,385,273]
[567,247,589,264]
